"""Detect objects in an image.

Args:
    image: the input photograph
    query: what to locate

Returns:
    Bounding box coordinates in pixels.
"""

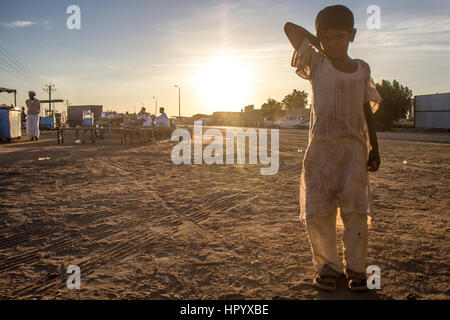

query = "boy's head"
[315,5,356,59]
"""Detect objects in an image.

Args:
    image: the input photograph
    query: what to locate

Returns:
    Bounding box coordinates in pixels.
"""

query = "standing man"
[21,107,27,131]
[26,91,40,141]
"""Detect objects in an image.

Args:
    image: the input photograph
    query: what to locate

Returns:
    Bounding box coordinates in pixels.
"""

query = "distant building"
[67,105,103,127]
[212,111,242,126]
[414,93,450,129]
[193,114,211,121]
[244,105,254,113]
[242,107,261,127]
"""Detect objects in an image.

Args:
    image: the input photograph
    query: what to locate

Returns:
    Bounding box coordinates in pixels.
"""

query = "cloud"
[1,20,36,28]
[354,13,450,55]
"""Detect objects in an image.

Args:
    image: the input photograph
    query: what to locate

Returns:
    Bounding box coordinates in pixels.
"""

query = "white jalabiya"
[26,114,40,138]
[155,112,170,128]
[137,113,151,127]
[292,38,382,225]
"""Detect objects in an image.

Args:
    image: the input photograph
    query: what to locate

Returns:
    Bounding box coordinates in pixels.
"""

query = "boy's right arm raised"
[284,22,322,53]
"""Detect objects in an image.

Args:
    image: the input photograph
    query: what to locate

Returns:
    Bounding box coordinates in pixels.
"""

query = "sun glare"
[194,56,252,112]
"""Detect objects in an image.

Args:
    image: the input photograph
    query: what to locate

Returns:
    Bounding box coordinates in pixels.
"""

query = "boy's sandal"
[313,274,338,291]
[344,269,368,292]
[312,265,340,291]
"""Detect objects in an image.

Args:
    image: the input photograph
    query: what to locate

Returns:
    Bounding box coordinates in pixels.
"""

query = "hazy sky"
[1,0,449,116]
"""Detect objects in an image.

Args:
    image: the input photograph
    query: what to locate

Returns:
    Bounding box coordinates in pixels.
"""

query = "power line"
[0,54,33,80]
[0,46,69,109]
[0,46,33,78]
[0,46,49,93]
[0,58,32,81]
[0,52,30,80]
[0,46,35,79]
[0,61,28,80]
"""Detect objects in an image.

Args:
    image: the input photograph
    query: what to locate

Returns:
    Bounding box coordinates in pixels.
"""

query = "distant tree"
[282,89,308,111]
[260,98,282,120]
[375,79,412,131]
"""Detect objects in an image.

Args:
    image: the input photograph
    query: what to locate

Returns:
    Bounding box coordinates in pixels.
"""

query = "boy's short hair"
[315,5,354,38]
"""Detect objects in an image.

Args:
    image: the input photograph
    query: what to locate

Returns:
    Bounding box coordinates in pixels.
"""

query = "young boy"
[284,5,382,291]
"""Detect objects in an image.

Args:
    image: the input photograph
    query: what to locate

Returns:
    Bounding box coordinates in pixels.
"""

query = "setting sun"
[1,0,449,303]
[194,55,252,112]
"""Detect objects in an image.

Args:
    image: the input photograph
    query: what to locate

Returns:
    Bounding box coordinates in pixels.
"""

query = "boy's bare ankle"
[320,264,341,276]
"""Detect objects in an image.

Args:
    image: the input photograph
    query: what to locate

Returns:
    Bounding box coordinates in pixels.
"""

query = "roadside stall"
[40,109,56,130]
[39,99,63,130]
[82,109,94,127]
[0,87,21,142]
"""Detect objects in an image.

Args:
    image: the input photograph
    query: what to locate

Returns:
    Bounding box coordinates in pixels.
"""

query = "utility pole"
[175,85,181,117]
[43,83,56,115]
[65,99,71,116]
[153,96,158,115]
[65,100,70,121]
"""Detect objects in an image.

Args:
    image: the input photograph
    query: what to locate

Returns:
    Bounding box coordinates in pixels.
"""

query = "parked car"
[274,115,307,129]
[264,120,274,128]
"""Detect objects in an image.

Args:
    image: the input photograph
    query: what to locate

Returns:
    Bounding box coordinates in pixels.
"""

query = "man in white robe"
[137,107,151,127]
[154,107,170,128]
[25,91,40,141]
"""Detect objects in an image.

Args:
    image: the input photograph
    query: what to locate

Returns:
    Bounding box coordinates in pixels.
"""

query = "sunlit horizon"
[1,0,449,117]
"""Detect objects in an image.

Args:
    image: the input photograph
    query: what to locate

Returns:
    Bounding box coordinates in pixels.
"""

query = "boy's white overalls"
[292,39,381,274]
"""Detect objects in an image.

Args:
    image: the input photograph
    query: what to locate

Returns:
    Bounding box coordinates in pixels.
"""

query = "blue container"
[39,116,55,129]
[82,111,94,127]
[0,108,22,140]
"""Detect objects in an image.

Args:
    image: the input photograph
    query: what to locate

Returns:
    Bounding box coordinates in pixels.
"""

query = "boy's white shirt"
[292,37,381,224]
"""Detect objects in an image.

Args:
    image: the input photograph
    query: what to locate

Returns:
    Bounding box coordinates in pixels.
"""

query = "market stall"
[0,87,21,142]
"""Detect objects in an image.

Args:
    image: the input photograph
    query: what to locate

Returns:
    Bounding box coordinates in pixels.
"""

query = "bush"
[375,79,412,131]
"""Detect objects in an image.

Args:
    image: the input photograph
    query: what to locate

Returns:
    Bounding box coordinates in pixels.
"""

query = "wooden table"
[57,127,103,145]
[121,127,175,144]
[56,126,174,145]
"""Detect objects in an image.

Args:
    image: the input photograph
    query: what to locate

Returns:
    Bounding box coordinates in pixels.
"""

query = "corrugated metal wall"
[415,93,450,129]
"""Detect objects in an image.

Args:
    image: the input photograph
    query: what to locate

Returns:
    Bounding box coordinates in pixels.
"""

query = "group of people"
[137,106,170,128]
[21,90,172,142]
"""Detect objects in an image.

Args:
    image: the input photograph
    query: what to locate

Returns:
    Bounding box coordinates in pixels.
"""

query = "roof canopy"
[0,87,17,94]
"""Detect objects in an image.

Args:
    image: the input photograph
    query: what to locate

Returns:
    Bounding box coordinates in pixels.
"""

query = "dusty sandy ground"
[0,128,448,300]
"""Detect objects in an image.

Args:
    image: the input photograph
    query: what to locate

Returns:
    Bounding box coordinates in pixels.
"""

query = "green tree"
[282,89,308,111]
[375,79,412,131]
[260,98,282,120]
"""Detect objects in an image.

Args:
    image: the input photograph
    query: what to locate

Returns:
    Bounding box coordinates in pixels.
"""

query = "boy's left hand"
[367,148,380,172]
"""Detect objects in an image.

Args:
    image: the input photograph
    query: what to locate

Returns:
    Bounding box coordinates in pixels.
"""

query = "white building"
[414,92,450,129]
